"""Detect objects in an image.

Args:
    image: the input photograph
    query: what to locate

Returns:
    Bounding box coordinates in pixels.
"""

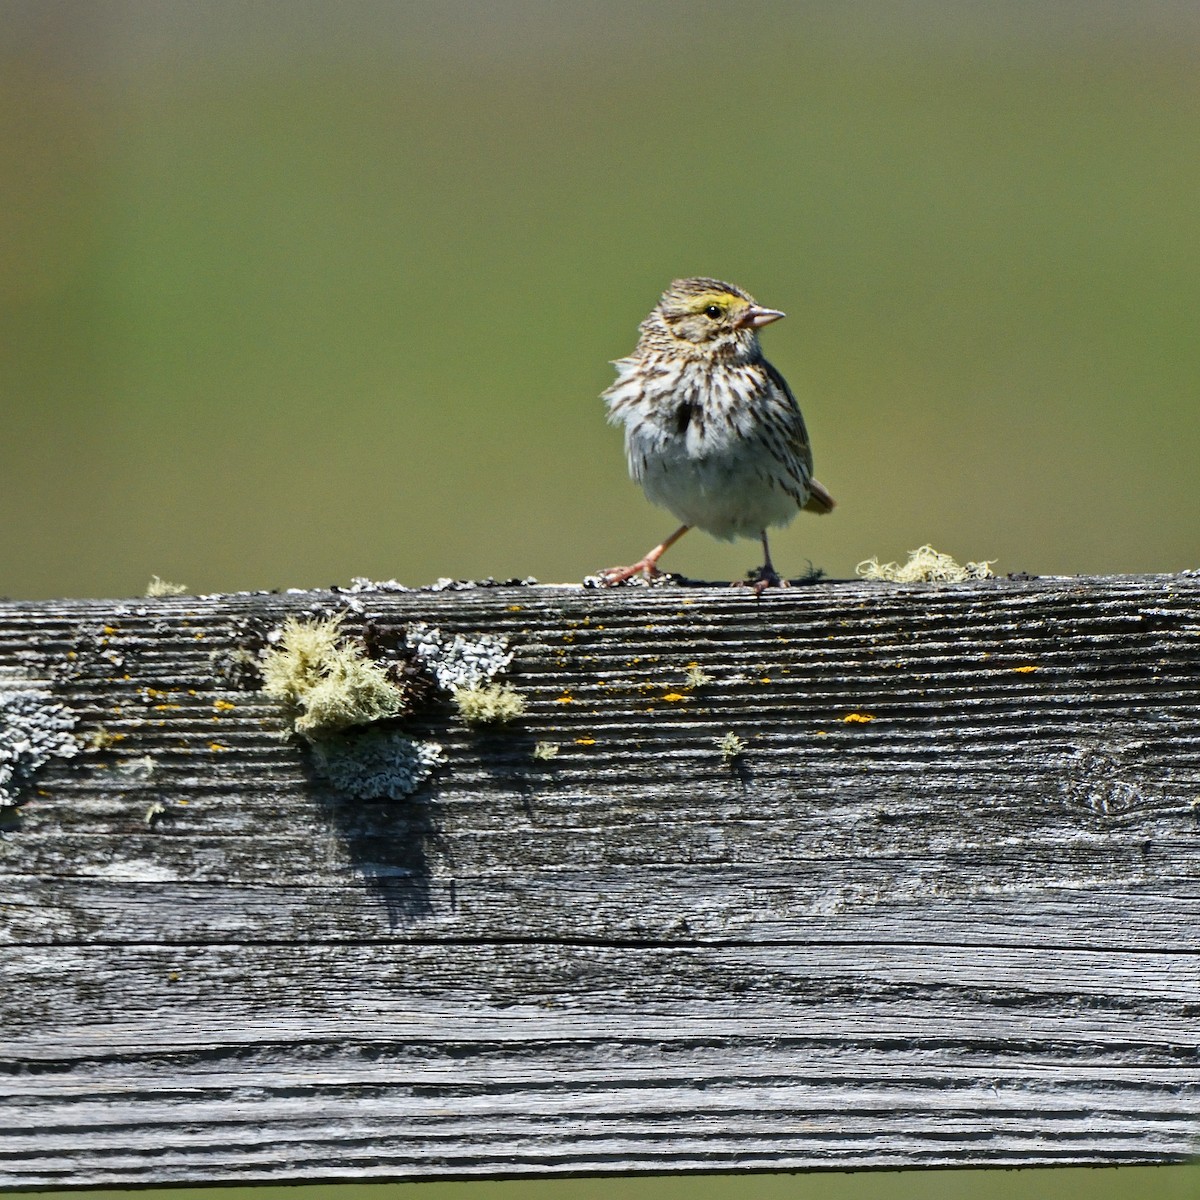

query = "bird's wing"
[762,358,815,478]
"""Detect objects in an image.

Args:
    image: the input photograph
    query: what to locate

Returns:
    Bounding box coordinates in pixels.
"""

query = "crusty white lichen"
[856,545,995,584]
[261,613,407,737]
[404,623,513,692]
[308,729,446,800]
[0,690,80,807]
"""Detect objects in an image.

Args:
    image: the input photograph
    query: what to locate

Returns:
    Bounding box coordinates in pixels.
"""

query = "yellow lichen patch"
[153,704,182,712]
[661,692,687,703]
[208,741,229,752]
[574,737,597,745]
[555,691,574,704]
[85,727,126,751]
[856,545,995,583]
[213,700,236,712]
[842,712,875,724]
[1013,665,1039,674]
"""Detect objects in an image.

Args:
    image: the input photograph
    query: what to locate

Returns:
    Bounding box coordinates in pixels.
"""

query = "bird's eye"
[704,305,722,319]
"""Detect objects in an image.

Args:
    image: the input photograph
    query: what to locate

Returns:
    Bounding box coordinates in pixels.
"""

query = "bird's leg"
[744,530,788,594]
[601,525,691,585]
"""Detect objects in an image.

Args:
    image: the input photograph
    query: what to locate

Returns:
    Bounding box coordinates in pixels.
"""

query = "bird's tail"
[804,478,836,514]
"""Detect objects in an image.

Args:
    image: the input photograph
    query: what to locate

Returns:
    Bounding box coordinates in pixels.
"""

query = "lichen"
[685,663,715,688]
[532,741,559,761]
[261,613,407,737]
[453,683,526,726]
[146,576,189,597]
[856,545,994,583]
[404,623,513,692]
[308,728,446,800]
[717,731,748,762]
[0,690,80,808]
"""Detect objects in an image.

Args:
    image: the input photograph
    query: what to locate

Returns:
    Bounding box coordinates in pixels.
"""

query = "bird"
[600,277,834,589]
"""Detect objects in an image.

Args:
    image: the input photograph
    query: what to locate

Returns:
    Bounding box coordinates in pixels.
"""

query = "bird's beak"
[738,306,786,329]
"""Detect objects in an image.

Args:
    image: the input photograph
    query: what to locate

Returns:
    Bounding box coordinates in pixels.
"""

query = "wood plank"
[1,575,1199,1186]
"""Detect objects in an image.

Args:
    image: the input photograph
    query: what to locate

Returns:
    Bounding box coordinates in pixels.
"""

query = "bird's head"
[642,277,784,358]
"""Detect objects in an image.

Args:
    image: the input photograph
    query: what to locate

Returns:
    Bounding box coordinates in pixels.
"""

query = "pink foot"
[600,559,663,586]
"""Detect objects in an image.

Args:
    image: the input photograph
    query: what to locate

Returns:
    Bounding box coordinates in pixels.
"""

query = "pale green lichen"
[453,683,526,726]
[532,741,559,761]
[146,576,189,597]
[308,728,446,800]
[717,731,748,762]
[856,545,995,584]
[261,613,407,737]
[684,662,715,688]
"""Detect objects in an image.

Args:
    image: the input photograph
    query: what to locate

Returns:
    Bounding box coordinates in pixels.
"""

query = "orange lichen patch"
[574,737,597,745]
[842,712,875,724]
[555,691,574,704]
[1013,665,1039,674]
[213,700,236,712]
[661,692,687,703]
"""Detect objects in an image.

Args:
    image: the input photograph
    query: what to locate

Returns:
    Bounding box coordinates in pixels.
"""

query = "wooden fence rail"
[2,573,1199,1188]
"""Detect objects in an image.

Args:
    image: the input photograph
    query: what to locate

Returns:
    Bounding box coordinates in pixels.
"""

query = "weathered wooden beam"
[2,574,1199,1188]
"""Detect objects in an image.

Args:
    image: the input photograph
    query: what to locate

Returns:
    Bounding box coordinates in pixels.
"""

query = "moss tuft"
[453,683,526,726]
[146,576,190,597]
[717,731,748,762]
[261,614,407,737]
[856,545,994,584]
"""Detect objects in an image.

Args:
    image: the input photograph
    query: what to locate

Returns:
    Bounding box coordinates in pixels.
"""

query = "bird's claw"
[739,565,790,596]
[599,560,663,586]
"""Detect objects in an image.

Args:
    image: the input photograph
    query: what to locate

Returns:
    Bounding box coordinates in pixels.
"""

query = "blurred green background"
[3,2,1198,1197]
[4,0,1199,601]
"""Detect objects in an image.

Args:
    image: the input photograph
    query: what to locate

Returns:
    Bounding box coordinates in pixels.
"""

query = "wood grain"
[2,574,1199,1186]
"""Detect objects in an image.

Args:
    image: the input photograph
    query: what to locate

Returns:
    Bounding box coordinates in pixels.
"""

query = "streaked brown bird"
[602,277,834,588]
